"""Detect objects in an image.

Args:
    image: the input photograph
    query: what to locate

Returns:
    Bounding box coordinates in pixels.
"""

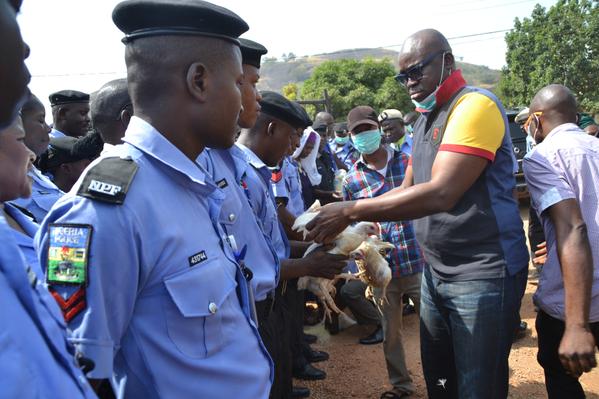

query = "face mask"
[335,136,349,145]
[406,125,414,135]
[411,52,447,112]
[353,129,382,155]
[526,114,541,144]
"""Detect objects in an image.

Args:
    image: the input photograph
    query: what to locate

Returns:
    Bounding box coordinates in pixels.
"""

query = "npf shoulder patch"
[46,224,92,286]
[78,157,138,204]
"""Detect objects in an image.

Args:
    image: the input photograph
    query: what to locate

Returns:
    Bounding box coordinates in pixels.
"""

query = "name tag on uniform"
[216,178,228,189]
[189,251,208,267]
[46,224,92,286]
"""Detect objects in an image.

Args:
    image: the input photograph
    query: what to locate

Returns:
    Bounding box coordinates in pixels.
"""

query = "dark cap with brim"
[240,38,267,68]
[49,90,90,106]
[347,105,379,132]
[112,0,249,45]
[42,133,103,170]
[260,91,308,130]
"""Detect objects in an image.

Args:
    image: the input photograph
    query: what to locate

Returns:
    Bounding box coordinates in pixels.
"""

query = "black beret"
[49,90,90,106]
[239,38,267,68]
[291,102,311,129]
[113,0,249,45]
[41,133,103,171]
[260,91,308,130]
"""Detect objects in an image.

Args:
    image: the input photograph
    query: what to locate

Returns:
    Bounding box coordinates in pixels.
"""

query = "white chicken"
[349,236,395,305]
[292,201,381,319]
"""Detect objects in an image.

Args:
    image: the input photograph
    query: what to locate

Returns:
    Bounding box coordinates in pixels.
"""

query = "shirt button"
[209,302,218,314]
[228,213,235,222]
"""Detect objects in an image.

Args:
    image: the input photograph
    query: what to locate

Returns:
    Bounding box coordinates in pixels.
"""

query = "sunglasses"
[394,50,446,86]
[523,111,543,133]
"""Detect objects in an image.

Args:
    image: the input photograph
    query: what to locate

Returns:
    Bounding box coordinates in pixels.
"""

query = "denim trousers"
[419,265,527,399]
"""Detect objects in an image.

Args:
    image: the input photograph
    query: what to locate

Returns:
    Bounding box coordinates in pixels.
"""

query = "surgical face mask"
[335,135,349,145]
[526,114,542,144]
[353,129,382,155]
[406,124,414,135]
[411,52,447,112]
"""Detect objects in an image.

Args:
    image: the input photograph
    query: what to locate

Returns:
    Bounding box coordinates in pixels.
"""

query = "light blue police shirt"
[197,146,280,301]
[271,156,305,218]
[0,213,96,398]
[236,144,290,260]
[12,166,64,223]
[333,141,358,169]
[4,202,43,279]
[37,117,272,399]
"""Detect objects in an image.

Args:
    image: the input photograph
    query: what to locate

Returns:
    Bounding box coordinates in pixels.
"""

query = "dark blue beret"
[112,0,249,45]
[260,91,309,130]
[49,90,90,106]
[41,133,103,171]
[239,38,267,68]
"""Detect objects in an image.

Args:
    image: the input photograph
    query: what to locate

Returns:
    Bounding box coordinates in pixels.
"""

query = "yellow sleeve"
[440,92,505,161]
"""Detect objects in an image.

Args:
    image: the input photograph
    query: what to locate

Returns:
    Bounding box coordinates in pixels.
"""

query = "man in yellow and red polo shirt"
[306,29,529,399]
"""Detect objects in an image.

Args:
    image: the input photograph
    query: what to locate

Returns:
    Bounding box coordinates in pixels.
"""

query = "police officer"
[12,93,64,223]
[49,90,91,138]
[38,133,103,193]
[37,1,272,398]
[0,2,96,393]
[90,78,132,148]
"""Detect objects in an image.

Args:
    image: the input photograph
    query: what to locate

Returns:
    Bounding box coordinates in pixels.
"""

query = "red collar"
[436,69,467,107]
[414,70,467,113]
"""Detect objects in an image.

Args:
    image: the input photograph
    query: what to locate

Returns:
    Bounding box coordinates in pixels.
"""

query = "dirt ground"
[298,207,599,399]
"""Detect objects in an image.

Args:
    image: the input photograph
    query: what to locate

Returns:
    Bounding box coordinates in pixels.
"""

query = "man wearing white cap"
[379,109,412,155]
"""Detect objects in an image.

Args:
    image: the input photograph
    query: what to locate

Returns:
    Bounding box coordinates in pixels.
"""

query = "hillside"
[258,47,500,94]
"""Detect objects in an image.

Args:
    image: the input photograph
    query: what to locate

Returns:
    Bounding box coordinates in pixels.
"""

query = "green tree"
[282,83,299,100]
[499,0,599,112]
[300,58,412,119]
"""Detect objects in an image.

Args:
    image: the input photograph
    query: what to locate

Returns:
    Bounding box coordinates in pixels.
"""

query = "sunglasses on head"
[394,49,447,86]
[523,111,543,133]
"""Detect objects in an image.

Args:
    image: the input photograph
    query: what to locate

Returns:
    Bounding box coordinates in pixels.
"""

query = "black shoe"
[513,320,528,342]
[359,325,384,345]
[402,303,416,316]
[305,349,329,363]
[293,363,326,380]
[325,311,339,335]
[303,332,318,344]
[291,386,310,398]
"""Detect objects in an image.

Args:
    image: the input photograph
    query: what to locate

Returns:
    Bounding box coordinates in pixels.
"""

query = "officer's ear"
[186,62,208,103]
[266,121,276,137]
[57,106,68,122]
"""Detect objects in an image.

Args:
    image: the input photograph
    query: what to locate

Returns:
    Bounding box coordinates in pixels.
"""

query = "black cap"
[113,0,249,45]
[312,121,327,132]
[260,91,308,130]
[239,38,267,68]
[347,105,379,132]
[49,90,90,107]
[334,122,348,132]
[292,102,312,129]
[40,133,103,171]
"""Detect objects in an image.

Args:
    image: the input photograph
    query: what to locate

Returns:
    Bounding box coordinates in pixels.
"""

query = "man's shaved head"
[91,78,131,145]
[528,84,578,141]
[401,29,452,58]
[530,84,578,121]
[398,29,455,103]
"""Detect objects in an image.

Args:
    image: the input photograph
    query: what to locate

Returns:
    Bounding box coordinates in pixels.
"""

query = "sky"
[18,0,558,114]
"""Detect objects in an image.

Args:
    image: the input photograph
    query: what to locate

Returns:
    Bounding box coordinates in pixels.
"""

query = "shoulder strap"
[77,157,138,205]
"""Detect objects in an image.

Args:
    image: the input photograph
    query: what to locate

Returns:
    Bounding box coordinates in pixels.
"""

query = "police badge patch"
[46,224,92,286]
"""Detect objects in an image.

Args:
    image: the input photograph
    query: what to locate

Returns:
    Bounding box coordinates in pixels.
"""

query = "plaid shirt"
[342,147,424,278]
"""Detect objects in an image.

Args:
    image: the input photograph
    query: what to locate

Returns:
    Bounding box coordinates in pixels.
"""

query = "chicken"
[349,236,395,305]
[293,201,381,320]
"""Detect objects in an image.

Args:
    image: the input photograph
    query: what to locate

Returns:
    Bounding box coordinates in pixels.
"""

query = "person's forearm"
[278,205,304,241]
[557,222,593,328]
[347,181,450,223]
[280,258,308,280]
[289,240,310,258]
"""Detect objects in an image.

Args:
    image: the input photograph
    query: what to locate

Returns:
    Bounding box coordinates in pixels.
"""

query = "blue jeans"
[419,265,527,399]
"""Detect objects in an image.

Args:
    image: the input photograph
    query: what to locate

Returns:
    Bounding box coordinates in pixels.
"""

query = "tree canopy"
[300,58,413,120]
[499,0,599,112]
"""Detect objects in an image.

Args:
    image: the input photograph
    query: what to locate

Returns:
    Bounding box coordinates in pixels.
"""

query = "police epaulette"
[77,157,138,204]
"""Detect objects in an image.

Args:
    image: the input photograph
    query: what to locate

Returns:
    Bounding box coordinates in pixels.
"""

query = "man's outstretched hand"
[305,201,353,243]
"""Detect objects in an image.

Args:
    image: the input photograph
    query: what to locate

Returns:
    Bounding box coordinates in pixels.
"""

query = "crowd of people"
[1,0,598,398]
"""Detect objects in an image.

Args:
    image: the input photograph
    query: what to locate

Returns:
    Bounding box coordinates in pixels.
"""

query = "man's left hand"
[305,201,353,243]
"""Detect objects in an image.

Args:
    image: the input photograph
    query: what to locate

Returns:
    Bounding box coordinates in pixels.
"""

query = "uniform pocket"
[163,259,237,358]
